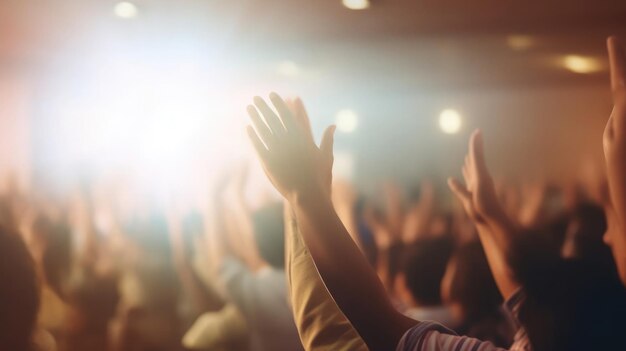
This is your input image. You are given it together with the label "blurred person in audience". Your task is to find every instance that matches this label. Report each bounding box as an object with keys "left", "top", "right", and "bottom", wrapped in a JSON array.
[
  {"left": 441, "top": 241, "right": 513, "bottom": 347},
  {"left": 115, "top": 212, "right": 181, "bottom": 351},
  {"left": 206, "top": 167, "right": 302, "bottom": 351},
  {"left": 394, "top": 238, "right": 454, "bottom": 325},
  {"left": 0, "top": 226, "right": 43, "bottom": 351},
  {"left": 167, "top": 203, "right": 251, "bottom": 351}
]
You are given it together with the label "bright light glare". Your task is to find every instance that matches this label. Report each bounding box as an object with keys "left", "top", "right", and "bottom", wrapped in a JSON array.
[
  {"left": 506, "top": 35, "right": 534, "bottom": 51},
  {"left": 114, "top": 2, "right": 138, "bottom": 19},
  {"left": 562, "top": 55, "right": 603, "bottom": 74},
  {"left": 41, "top": 44, "right": 252, "bottom": 203},
  {"left": 335, "top": 109, "right": 358, "bottom": 133},
  {"left": 439, "top": 109, "right": 462, "bottom": 134},
  {"left": 342, "top": 0, "right": 370, "bottom": 10},
  {"left": 277, "top": 60, "right": 300, "bottom": 77}
]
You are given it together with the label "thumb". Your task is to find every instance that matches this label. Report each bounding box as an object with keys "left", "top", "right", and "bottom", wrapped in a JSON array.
[
  {"left": 470, "top": 129, "right": 490, "bottom": 176},
  {"left": 320, "top": 125, "right": 336, "bottom": 161},
  {"left": 448, "top": 177, "right": 471, "bottom": 203}
]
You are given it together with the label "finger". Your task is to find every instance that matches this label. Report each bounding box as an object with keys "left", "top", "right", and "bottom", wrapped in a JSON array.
[
  {"left": 470, "top": 129, "right": 489, "bottom": 175},
  {"left": 294, "top": 97, "right": 314, "bottom": 141},
  {"left": 608, "top": 36, "right": 626, "bottom": 93},
  {"left": 246, "top": 125, "right": 270, "bottom": 161},
  {"left": 254, "top": 96, "right": 285, "bottom": 135},
  {"left": 269, "top": 92, "right": 298, "bottom": 132},
  {"left": 448, "top": 177, "right": 471, "bottom": 203},
  {"left": 320, "top": 125, "right": 336, "bottom": 160},
  {"left": 462, "top": 164, "right": 470, "bottom": 186},
  {"left": 247, "top": 105, "right": 274, "bottom": 146}
]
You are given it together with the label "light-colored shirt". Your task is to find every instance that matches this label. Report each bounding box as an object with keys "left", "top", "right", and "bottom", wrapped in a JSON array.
[
  {"left": 284, "top": 208, "right": 368, "bottom": 351},
  {"left": 396, "top": 289, "right": 531, "bottom": 351},
  {"left": 404, "top": 306, "right": 454, "bottom": 327},
  {"left": 220, "top": 257, "right": 303, "bottom": 351},
  {"left": 182, "top": 304, "right": 249, "bottom": 351}
]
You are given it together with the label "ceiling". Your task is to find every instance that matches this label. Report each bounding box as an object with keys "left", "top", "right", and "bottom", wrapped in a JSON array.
[{"left": 1, "top": 0, "right": 625, "bottom": 187}]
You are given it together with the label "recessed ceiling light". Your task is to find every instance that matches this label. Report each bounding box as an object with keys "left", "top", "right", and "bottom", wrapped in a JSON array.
[
  {"left": 439, "top": 109, "right": 462, "bottom": 134},
  {"left": 114, "top": 2, "right": 138, "bottom": 19},
  {"left": 562, "top": 55, "right": 603, "bottom": 74},
  {"left": 336, "top": 109, "right": 359, "bottom": 133},
  {"left": 506, "top": 35, "right": 534, "bottom": 51},
  {"left": 342, "top": 0, "right": 370, "bottom": 10},
  {"left": 277, "top": 61, "right": 300, "bottom": 77}
]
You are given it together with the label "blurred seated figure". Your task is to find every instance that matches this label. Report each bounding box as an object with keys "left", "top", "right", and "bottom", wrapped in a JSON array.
[
  {"left": 394, "top": 238, "right": 454, "bottom": 325},
  {"left": 0, "top": 226, "right": 41, "bottom": 351},
  {"left": 216, "top": 203, "right": 303, "bottom": 351},
  {"left": 441, "top": 241, "right": 514, "bottom": 347}
]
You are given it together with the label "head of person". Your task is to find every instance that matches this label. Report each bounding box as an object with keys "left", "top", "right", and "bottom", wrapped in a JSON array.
[
  {"left": 0, "top": 228, "right": 40, "bottom": 351},
  {"left": 441, "top": 241, "right": 502, "bottom": 328},
  {"left": 512, "top": 228, "right": 626, "bottom": 351},
  {"left": 66, "top": 270, "right": 120, "bottom": 334},
  {"left": 31, "top": 215, "right": 72, "bottom": 295},
  {"left": 252, "top": 202, "right": 285, "bottom": 269},
  {"left": 394, "top": 237, "right": 452, "bottom": 308},
  {"left": 562, "top": 203, "right": 615, "bottom": 270}
]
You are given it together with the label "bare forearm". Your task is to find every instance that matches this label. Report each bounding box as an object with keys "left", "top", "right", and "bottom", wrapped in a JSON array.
[
  {"left": 474, "top": 223, "right": 520, "bottom": 299},
  {"left": 291, "top": 189, "right": 415, "bottom": 351},
  {"left": 606, "top": 133, "right": 626, "bottom": 229}
]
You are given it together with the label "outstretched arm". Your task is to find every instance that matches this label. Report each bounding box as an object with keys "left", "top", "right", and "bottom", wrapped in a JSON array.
[
  {"left": 605, "top": 38, "right": 626, "bottom": 235},
  {"left": 247, "top": 93, "right": 416, "bottom": 351},
  {"left": 448, "top": 131, "right": 521, "bottom": 299},
  {"left": 603, "top": 36, "right": 626, "bottom": 284}
]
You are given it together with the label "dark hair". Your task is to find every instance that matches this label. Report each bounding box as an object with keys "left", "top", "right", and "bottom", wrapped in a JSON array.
[
  {"left": 0, "top": 228, "right": 40, "bottom": 351},
  {"left": 566, "top": 203, "right": 615, "bottom": 269},
  {"left": 449, "top": 241, "right": 502, "bottom": 321},
  {"left": 402, "top": 237, "right": 452, "bottom": 306},
  {"left": 448, "top": 241, "right": 511, "bottom": 347},
  {"left": 511, "top": 229, "right": 626, "bottom": 351},
  {"left": 33, "top": 215, "right": 72, "bottom": 297},
  {"left": 252, "top": 203, "right": 285, "bottom": 269},
  {"left": 68, "top": 269, "right": 120, "bottom": 331}
]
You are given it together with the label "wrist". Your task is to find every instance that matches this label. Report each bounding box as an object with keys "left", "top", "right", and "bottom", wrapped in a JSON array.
[{"left": 288, "top": 183, "right": 331, "bottom": 206}]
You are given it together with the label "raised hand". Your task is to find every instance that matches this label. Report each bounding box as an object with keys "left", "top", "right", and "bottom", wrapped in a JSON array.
[
  {"left": 602, "top": 36, "right": 626, "bottom": 285},
  {"left": 448, "top": 130, "right": 521, "bottom": 298},
  {"left": 247, "top": 93, "right": 336, "bottom": 200},
  {"left": 604, "top": 37, "right": 626, "bottom": 151},
  {"left": 448, "top": 130, "right": 503, "bottom": 223}
]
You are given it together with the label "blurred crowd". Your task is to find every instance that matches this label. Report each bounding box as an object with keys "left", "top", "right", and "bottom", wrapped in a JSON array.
[{"left": 2, "top": 37, "right": 626, "bottom": 351}]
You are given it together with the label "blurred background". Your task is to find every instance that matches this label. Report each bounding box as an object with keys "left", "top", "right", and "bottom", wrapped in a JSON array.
[{"left": 1, "top": 0, "right": 626, "bottom": 198}]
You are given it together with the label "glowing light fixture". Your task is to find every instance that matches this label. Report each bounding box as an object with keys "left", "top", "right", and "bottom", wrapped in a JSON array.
[
  {"left": 336, "top": 109, "right": 358, "bottom": 133},
  {"left": 439, "top": 109, "right": 462, "bottom": 134},
  {"left": 342, "top": 0, "right": 370, "bottom": 10},
  {"left": 562, "top": 55, "right": 603, "bottom": 74},
  {"left": 506, "top": 35, "right": 534, "bottom": 51},
  {"left": 277, "top": 60, "right": 300, "bottom": 77},
  {"left": 114, "top": 2, "right": 138, "bottom": 19}
]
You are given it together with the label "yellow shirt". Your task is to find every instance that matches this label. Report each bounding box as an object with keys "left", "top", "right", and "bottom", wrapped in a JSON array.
[{"left": 285, "top": 206, "right": 368, "bottom": 351}]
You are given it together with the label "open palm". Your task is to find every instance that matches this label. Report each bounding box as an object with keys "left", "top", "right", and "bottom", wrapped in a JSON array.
[
  {"left": 448, "top": 130, "right": 503, "bottom": 223},
  {"left": 246, "top": 93, "right": 336, "bottom": 200}
]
